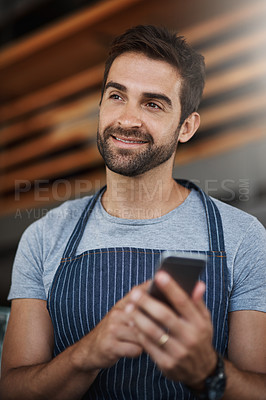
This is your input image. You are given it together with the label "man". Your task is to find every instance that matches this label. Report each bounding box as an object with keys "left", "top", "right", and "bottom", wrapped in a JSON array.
[{"left": 0, "top": 25, "right": 265, "bottom": 400}]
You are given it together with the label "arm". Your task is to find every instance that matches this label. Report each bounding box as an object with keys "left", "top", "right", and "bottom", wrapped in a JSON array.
[
  {"left": 126, "top": 272, "right": 266, "bottom": 399},
  {"left": 0, "top": 299, "right": 99, "bottom": 400},
  {"left": 0, "top": 294, "right": 143, "bottom": 400},
  {"left": 224, "top": 310, "right": 266, "bottom": 399}
]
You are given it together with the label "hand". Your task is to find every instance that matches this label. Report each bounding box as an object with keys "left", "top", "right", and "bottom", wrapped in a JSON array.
[
  {"left": 125, "top": 272, "right": 217, "bottom": 388},
  {"left": 82, "top": 282, "right": 150, "bottom": 371}
]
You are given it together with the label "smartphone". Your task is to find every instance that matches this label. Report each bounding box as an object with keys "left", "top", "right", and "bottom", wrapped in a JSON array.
[{"left": 149, "top": 252, "right": 207, "bottom": 307}]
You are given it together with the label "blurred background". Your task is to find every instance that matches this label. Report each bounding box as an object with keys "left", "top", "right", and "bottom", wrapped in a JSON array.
[{"left": 0, "top": 0, "right": 266, "bottom": 310}]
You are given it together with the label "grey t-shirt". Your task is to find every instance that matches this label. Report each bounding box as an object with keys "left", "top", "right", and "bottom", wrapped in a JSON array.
[{"left": 8, "top": 189, "right": 266, "bottom": 313}]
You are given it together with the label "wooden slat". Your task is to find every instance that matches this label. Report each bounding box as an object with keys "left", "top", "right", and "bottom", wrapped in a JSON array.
[
  {"left": 0, "top": 92, "right": 100, "bottom": 146},
  {"left": 0, "top": 118, "right": 98, "bottom": 170},
  {"left": 0, "top": 169, "right": 106, "bottom": 216},
  {"left": 0, "top": 64, "right": 103, "bottom": 124},
  {"left": 0, "top": 0, "right": 143, "bottom": 69},
  {"left": 200, "top": 90, "right": 266, "bottom": 130},
  {"left": 204, "top": 56, "right": 266, "bottom": 98},
  {"left": 175, "top": 121, "right": 266, "bottom": 165},
  {"left": 0, "top": 145, "right": 103, "bottom": 193},
  {"left": 183, "top": 0, "right": 266, "bottom": 44},
  {"left": 203, "top": 26, "right": 266, "bottom": 69}
]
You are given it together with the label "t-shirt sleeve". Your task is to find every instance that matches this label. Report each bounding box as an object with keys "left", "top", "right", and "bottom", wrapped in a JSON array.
[
  {"left": 8, "top": 219, "right": 46, "bottom": 301},
  {"left": 229, "top": 218, "right": 266, "bottom": 312}
]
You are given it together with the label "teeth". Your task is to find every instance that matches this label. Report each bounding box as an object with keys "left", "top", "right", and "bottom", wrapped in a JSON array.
[{"left": 115, "top": 137, "right": 145, "bottom": 144}]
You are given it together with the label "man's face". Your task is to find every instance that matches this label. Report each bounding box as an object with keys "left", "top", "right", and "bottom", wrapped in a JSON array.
[{"left": 97, "top": 52, "right": 183, "bottom": 177}]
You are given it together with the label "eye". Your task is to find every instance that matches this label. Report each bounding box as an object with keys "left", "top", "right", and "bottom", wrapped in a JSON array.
[
  {"left": 109, "top": 93, "right": 122, "bottom": 101},
  {"left": 146, "top": 102, "right": 162, "bottom": 110}
]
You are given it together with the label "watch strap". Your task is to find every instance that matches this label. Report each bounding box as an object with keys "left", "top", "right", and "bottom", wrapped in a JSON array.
[{"left": 191, "top": 353, "right": 226, "bottom": 400}]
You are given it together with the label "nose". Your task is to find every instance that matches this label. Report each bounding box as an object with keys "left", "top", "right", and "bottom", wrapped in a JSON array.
[{"left": 117, "top": 103, "right": 142, "bottom": 129}]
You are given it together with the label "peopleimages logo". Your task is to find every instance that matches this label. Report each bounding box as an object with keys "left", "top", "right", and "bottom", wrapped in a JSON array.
[
  {"left": 14, "top": 178, "right": 250, "bottom": 203},
  {"left": 198, "top": 178, "right": 250, "bottom": 202},
  {"left": 238, "top": 179, "right": 250, "bottom": 202},
  {"left": 14, "top": 179, "right": 103, "bottom": 201}
]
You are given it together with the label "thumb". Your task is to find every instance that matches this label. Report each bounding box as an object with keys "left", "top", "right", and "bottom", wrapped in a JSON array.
[{"left": 191, "top": 281, "right": 206, "bottom": 302}]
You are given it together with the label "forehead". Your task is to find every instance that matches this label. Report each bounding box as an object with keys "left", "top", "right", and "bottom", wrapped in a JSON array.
[{"left": 106, "top": 52, "right": 182, "bottom": 102}]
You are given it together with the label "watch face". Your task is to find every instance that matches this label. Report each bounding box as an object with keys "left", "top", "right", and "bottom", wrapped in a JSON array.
[
  {"left": 206, "top": 362, "right": 226, "bottom": 400},
  {"left": 209, "top": 386, "right": 225, "bottom": 400}
]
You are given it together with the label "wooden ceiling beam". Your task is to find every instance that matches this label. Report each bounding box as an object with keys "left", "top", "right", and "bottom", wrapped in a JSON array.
[
  {"left": 204, "top": 56, "right": 266, "bottom": 98},
  {"left": 0, "top": 145, "right": 103, "bottom": 194},
  {"left": 0, "top": 0, "right": 143, "bottom": 69},
  {"left": 0, "top": 65, "right": 103, "bottom": 124},
  {"left": 203, "top": 26, "right": 266, "bottom": 69},
  {"left": 0, "top": 118, "right": 98, "bottom": 170},
  {"left": 200, "top": 90, "right": 266, "bottom": 130},
  {"left": 0, "top": 169, "right": 106, "bottom": 216},
  {"left": 0, "top": 92, "right": 100, "bottom": 146},
  {"left": 175, "top": 121, "right": 266, "bottom": 166},
  {"left": 183, "top": 0, "right": 266, "bottom": 44}
]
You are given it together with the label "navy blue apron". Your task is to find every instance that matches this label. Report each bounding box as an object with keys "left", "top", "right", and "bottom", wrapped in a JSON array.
[{"left": 47, "top": 180, "right": 229, "bottom": 399}]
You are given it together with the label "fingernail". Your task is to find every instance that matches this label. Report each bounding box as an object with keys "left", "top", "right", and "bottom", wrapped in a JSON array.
[
  {"left": 125, "top": 303, "right": 134, "bottom": 313},
  {"left": 157, "top": 271, "right": 170, "bottom": 285},
  {"left": 130, "top": 289, "right": 142, "bottom": 302}
]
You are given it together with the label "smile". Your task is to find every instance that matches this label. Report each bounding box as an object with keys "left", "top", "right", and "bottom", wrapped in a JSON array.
[{"left": 112, "top": 135, "right": 148, "bottom": 144}]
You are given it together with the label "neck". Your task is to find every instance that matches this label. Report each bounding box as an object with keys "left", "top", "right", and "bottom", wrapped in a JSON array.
[{"left": 101, "top": 164, "right": 190, "bottom": 219}]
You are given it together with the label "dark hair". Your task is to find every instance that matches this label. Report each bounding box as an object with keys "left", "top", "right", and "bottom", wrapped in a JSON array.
[{"left": 100, "top": 25, "right": 205, "bottom": 125}]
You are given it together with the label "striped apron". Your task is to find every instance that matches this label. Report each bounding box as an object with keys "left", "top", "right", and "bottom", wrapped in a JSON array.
[{"left": 47, "top": 180, "right": 229, "bottom": 399}]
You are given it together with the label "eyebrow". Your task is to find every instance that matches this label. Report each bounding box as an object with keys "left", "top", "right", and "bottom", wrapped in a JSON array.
[
  {"left": 143, "top": 92, "right": 172, "bottom": 108},
  {"left": 105, "top": 81, "right": 127, "bottom": 93},
  {"left": 104, "top": 81, "right": 173, "bottom": 109}
]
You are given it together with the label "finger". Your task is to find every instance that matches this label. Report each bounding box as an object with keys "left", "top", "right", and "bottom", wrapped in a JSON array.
[
  {"left": 115, "top": 324, "right": 143, "bottom": 345},
  {"left": 116, "top": 280, "right": 151, "bottom": 310},
  {"left": 136, "top": 330, "right": 186, "bottom": 378},
  {"left": 128, "top": 305, "right": 168, "bottom": 345},
  {"left": 117, "top": 342, "right": 143, "bottom": 359},
  {"left": 138, "top": 280, "right": 152, "bottom": 291},
  {"left": 128, "top": 288, "right": 180, "bottom": 334},
  {"left": 154, "top": 272, "right": 203, "bottom": 321},
  {"left": 191, "top": 281, "right": 210, "bottom": 317},
  {"left": 191, "top": 281, "right": 206, "bottom": 302}
]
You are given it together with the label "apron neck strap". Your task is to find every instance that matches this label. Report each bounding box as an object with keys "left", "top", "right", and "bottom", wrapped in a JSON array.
[
  {"left": 177, "top": 179, "right": 225, "bottom": 252},
  {"left": 62, "top": 186, "right": 106, "bottom": 259}
]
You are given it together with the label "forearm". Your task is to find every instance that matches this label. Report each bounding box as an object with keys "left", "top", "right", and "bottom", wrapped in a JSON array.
[
  {"left": 223, "top": 359, "right": 266, "bottom": 400},
  {"left": 0, "top": 340, "right": 100, "bottom": 400}
]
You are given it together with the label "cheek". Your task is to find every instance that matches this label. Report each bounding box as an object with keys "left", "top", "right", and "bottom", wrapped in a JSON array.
[
  {"left": 149, "top": 120, "right": 178, "bottom": 142},
  {"left": 98, "top": 107, "right": 110, "bottom": 131},
  {"left": 99, "top": 104, "right": 119, "bottom": 128}
]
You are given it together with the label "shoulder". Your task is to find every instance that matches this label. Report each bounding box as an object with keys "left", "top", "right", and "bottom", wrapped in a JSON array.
[
  {"left": 189, "top": 189, "right": 265, "bottom": 254},
  {"left": 20, "top": 196, "right": 93, "bottom": 256},
  {"left": 189, "top": 188, "right": 264, "bottom": 232},
  {"left": 210, "top": 196, "right": 266, "bottom": 278},
  {"left": 210, "top": 195, "right": 265, "bottom": 239}
]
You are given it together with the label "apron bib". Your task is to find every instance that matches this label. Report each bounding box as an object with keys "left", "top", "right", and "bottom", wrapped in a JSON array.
[{"left": 47, "top": 180, "right": 229, "bottom": 399}]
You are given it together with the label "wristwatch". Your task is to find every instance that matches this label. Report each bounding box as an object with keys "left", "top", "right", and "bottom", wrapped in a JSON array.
[{"left": 193, "top": 354, "right": 227, "bottom": 400}]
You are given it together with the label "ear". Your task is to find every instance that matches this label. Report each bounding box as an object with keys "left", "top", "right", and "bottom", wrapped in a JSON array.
[{"left": 178, "top": 112, "right": 200, "bottom": 143}]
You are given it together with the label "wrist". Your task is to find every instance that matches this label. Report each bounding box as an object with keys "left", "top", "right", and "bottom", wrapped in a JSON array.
[
  {"left": 69, "top": 337, "right": 100, "bottom": 375},
  {"left": 189, "top": 353, "right": 227, "bottom": 400},
  {"left": 189, "top": 351, "right": 218, "bottom": 391}
]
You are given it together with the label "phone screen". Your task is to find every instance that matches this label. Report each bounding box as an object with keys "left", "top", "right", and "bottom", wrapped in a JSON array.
[{"left": 149, "top": 252, "right": 206, "bottom": 307}]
